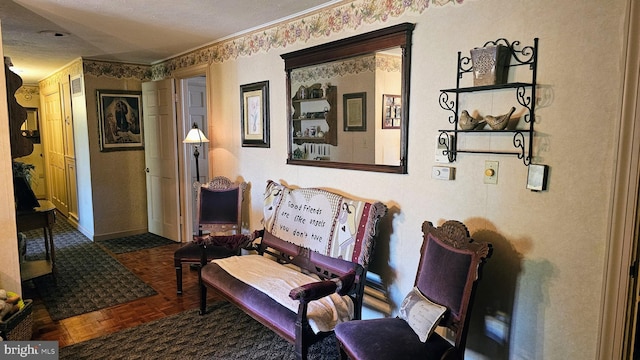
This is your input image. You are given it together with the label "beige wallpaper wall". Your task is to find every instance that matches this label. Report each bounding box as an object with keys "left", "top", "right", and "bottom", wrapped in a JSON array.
[
  {"left": 199, "top": 0, "right": 628, "bottom": 359},
  {"left": 82, "top": 76, "right": 148, "bottom": 239}
]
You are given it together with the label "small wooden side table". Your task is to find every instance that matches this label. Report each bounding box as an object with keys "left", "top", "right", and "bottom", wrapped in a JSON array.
[{"left": 17, "top": 200, "right": 57, "bottom": 283}]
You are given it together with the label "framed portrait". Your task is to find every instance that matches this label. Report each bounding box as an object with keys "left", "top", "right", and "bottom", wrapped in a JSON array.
[
  {"left": 240, "top": 81, "right": 270, "bottom": 148},
  {"left": 382, "top": 94, "right": 401, "bottom": 129},
  {"left": 343, "top": 92, "right": 366, "bottom": 131},
  {"left": 97, "top": 90, "right": 143, "bottom": 151}
]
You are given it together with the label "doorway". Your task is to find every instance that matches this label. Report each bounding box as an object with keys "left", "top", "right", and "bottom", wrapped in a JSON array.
[{"left": 175, "top": 66, "right": 210, "bottom": 242}]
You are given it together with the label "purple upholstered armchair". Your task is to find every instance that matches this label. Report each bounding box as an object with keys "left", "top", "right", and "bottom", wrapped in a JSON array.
[{"left": 335, "top": 220, "right": 491, "bottom": 360}]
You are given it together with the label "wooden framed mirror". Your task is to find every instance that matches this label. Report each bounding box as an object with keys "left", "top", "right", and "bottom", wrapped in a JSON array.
[
  {"left": 22, "top": 107, "right": 40, "bottom": 143},
  {"left": 281, "top": 23, "right": 414, "bottom": 173}
]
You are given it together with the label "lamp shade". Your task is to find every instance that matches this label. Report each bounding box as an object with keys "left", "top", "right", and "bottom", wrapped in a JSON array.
[{"left": 183, "top": 126, "right": 210, "bottom": 144}]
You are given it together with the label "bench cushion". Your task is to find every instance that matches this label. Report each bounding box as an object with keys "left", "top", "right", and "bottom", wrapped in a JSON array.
[
  {"left": 213, "top": 254, "right": 353, "bottom": 333},
  {"left": 200, "top": 262, "right": 299, "bottom": 339}
]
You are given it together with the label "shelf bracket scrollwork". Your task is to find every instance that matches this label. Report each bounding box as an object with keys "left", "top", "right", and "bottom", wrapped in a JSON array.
[
  {"left": 459, "top": 56, "right": 473, "bottom": 75},
  {"left": 483, "top": 38, "right": 512, "bottom": 49},
  {"left": 439, "top": 92, "right": 456, "bottom": 124},
  {"left": 439, "top": 131, "right": 455, "bottom": 162},
  {"left": 513, "top": 43, "right": 536, "bottom": 68},
  {"left": 516, "top": 85, "right": 532, "bottom": 108},
  {"left": 513, "top": 131, "right": 531, "bottom": 165}
]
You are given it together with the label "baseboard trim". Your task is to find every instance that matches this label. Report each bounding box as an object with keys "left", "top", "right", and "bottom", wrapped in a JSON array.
[{"left": 93, "top": 228, "right": 149, "bottom": 242}]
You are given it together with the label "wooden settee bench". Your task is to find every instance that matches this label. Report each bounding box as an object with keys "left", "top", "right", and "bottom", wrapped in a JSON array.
[{"left": 197, "top": 180, "right": 386, "bottom": 359}]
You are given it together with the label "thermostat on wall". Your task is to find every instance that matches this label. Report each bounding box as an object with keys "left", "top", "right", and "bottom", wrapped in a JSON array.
[
  {"left": 432, "top": 166, "right": 455, "bottom": 180},
  {"left": 527, "top": 164, "right": 548, "bottom": 191}
]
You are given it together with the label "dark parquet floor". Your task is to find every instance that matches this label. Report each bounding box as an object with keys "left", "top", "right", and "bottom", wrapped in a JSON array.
[{"left": 27, "top": 242, "right": 224, "bottom": 348}]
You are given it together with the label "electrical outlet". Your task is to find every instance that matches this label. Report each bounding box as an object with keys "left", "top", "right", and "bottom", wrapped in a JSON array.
[{"left": 484, "top": 161, "right": 499, "bottom": 184}]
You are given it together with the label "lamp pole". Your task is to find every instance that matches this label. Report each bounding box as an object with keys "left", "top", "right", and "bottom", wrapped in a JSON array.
[{"left": 193, "top": 144, "right": 201, "bottom": 183}]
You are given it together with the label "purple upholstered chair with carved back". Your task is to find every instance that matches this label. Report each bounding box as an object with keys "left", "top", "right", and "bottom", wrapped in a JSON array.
[
  {"left": 173, "top": 176, "right": 247, "bottom": 294},
  {"left": 334, "top": 220, "right": 491, "bottom": 360}
]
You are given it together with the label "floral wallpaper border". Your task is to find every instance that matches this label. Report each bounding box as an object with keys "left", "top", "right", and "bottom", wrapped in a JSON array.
[
  {"left": 152, "top": 0, "right": 463, "bottom": 80},
  {"left": 76, "top": 0, "right": 463, "bottom": 81},
  {"left": 83, "top": 60, "right": 152, "bottom": 81},
  {"left": 39, "top": 59, "right": 83, "bottom": 89},
  {"left": 291, "top": 53, "right": 401, "bottom": 84}
]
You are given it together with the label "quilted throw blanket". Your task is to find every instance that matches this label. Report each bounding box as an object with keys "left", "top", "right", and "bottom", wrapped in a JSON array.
[
  {"left": 262, "top": 180, "right": 386, "bottom": 267},
  {"left": 213, "top": 254, "right": 353, "bottom": 333}
]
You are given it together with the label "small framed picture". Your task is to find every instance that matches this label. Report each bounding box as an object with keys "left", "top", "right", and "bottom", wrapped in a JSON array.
[
  {"left": 382, "top": 94, "right": 401, "bottom": 129},
  {"left": 240, "top": 81, "right": 270, "bottom": 148},
  {"left": 97, "top": 90, "right": 143, "bottom": 151},
  {"left": 343, "top": 92, "right": 366, "bottom": 131}
]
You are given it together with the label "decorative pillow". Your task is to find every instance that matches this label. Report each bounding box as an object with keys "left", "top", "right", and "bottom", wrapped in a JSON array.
[{"left": 399, "top": 287, "right": 447, "bottom": 342}]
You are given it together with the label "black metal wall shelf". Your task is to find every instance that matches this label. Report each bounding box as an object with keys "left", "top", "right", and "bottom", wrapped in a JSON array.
[{"left": 438, "top": 38, "right": 538, "bottom": 165}]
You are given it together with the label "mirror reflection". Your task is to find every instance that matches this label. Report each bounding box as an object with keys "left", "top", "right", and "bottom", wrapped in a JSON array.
[
  {"left": 290, "top": 51, "right": 402, "bottom": 165},
  {"left": 282, "top": 23, "right": 414, "bottom": 174},
  {"left": 21, "top": 108, "right": 40, "bottom": 143}
]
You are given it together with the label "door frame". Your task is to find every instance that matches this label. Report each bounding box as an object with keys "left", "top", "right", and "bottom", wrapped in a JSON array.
[
  {"left": 599, "top": 0, "right": 640, "bottom": 358},
  {"left": 173, "top": 64, "right": 211, "bottom": 243}
]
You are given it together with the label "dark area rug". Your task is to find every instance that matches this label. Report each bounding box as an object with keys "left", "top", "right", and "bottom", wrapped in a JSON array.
[
  {"left": 60, "top": 302, "right": 338, "bottom": 360},
  {"left": 23, "top": 219, "right": 157, "bottom": 321},
  {"left": 97, "top": 233, "right": 175, "bottom": 254}
]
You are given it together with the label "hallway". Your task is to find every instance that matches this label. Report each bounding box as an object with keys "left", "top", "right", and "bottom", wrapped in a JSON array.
[{"left": 24, "top": 241, "right": 222, "bottom": 347}]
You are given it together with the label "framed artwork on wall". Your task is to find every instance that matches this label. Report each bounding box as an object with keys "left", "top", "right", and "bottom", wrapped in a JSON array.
[
  {"left": 343, "top": 92, "right": 366, "bottom": 131},
  {"left": 97, "top": 89, "right": 143, "bottom": 151},
  {"left": 382, "top": 94, "right": 401, "bottom": 129},
  {"left": 240, "top": 81, "right": 270, "bottom": 148}
]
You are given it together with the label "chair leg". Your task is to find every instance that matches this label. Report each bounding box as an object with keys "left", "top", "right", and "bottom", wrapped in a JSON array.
[
  {"left": 199, "top": 244, "right": 210, "bottom": 314},
  {"left": 175, "top": 264, "right": 183, "bottom": 295},
  {"left": 199, "top": 267, "right": 207, "bottom": 315}
]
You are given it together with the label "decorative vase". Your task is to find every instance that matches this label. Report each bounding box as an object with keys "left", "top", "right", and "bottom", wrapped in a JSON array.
[
  {"left": 297, "top": 85, "right": 307, "bottom": 99},
  {"left": 470, "top": 44, "right": 511, "bottom": 86}
]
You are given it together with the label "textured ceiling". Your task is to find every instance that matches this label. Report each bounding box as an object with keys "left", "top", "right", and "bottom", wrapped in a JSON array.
[{"left": 1, "top": 0, "right": 338, "bottom": 84}]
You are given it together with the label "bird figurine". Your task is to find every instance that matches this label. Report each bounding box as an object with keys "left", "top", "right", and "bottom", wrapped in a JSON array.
[
  {"left": 459, "top": 110, "right": 485, "bottom": 130},
  {"left": 485, "top": 106, "right": 516, "bottom": 130}
]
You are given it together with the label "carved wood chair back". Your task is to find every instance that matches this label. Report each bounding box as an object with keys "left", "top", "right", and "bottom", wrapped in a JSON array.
[{"left": 196, "top": 176, "right": 247, "bottom": 235}]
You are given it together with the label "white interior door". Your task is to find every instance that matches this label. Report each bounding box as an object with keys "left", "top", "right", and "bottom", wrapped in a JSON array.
[
  {"left": 182, "top": 76, "right": 208, "bottom": 235},
  {"left": 142, "top": 79, "right": 180, "bottom": 242}
]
